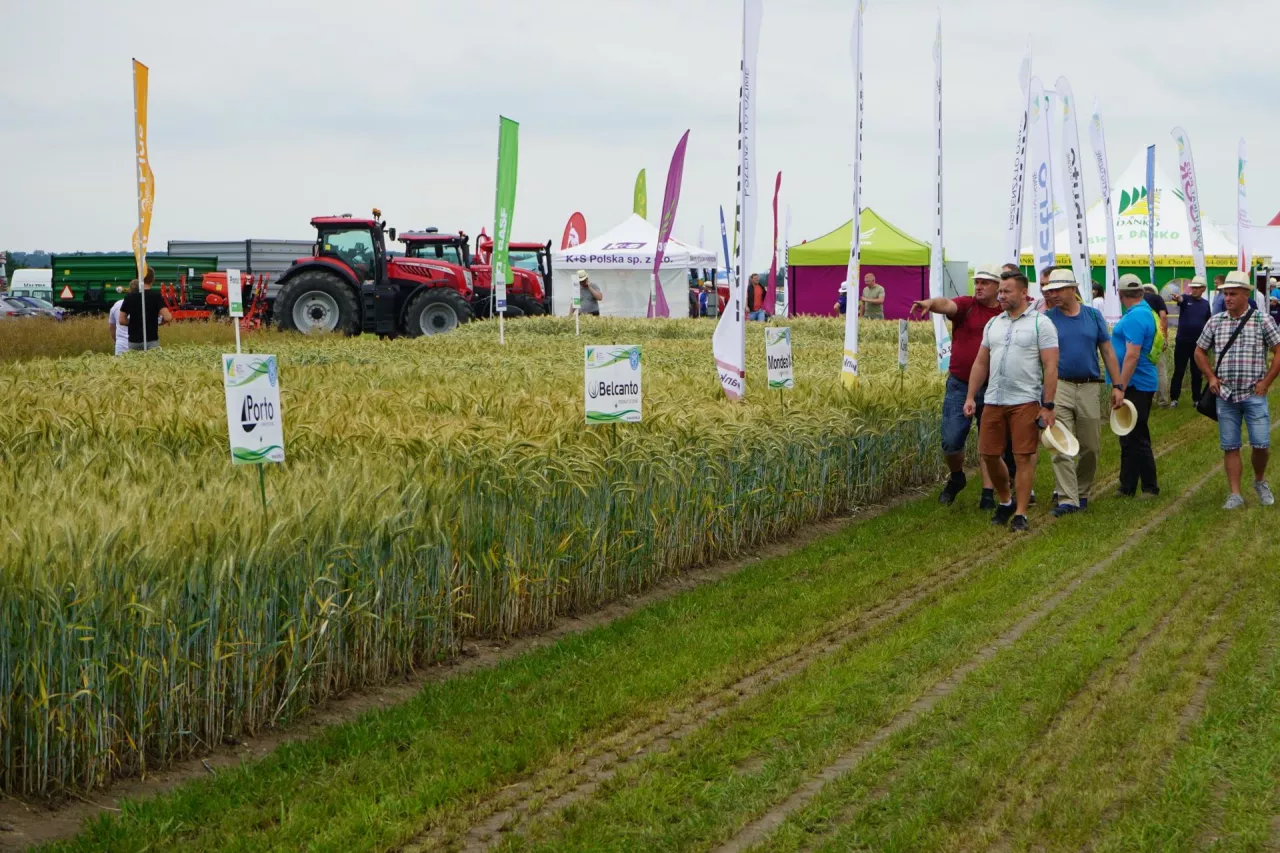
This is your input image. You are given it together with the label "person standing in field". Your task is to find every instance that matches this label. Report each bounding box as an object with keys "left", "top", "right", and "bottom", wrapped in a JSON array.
[
  {"left": 1042, "top": 269, "right": 1124, "bottom": 516},
  {"left": 860, "top": 273, "right": 885, "bottom": 320},
  {"left": 747, "top": 273, "right": 768, "bottom": 321},
  {"left": 1142, "top": 283, "right": 1172, "bottom": 407},
  {"left": 108, "top": 284, "right": 133, "bottom": 356},
  {"left": 964, "top": 270, "right": 1059, "bottom": 533},
  {"left": 1092, "top": 282, "right": 1106, "bottom": 315},
  {"left": 576, "top": 270, "right": 602, "bottom": 317},
  {"left": 1110, "top": 274, "right": 1160, "bottom": 497},
  {"left": 1212, "top": 274, "right": 1228, "bottom": 314},
  {"left": 1194, "top": 270, "right": 1280, "bottom": 510},
  {"left": 1170, "top": 275, "right": 1211, "bottom": 407},
  {"left": 911, "top": 263, "right": 1004, "bottom": 509},
  {"left": 118, "top": 274, "right": 173, "bottom": 352},
  {"left": 834, "top": 281, "right": 849, "bottom": 316}
]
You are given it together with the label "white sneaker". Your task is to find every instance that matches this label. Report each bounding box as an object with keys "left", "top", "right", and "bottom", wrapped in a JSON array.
[
  {"left": 1223, "top": 493, "right": 1246, "bottom": 510},
  {"left": 1255, "top": 481, "right": 1275, "bottom": 507}
]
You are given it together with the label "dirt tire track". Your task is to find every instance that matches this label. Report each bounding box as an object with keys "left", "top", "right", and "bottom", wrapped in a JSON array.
[
  {"left": 399, "top": 423, "right": 1211, "bottom": 853},
  {"left": 714, "top": 463, "right": 1223, "bottom": 853}
]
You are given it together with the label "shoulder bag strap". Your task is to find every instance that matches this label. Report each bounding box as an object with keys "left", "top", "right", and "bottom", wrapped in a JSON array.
[{"left": 1218, "top": 307, "right": 1256, "bottom": 364}]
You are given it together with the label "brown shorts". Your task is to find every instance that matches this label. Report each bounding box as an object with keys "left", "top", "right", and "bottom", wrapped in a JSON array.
[{"left": 978, "top": 402, "right": 1041, "bottom": 456}]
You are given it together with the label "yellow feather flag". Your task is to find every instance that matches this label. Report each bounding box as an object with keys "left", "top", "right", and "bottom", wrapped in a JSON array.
[{"left": 132, "top": 59, "right": 155, "bottom": 282}]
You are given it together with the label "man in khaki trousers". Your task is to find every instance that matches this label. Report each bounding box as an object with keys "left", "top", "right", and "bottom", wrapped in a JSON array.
[{"left": 1043, "top": 269, "right": 1124, "bottom": 516}]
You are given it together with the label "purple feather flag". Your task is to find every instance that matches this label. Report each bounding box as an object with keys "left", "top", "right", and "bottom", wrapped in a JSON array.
[{"left": 651, "top": 130, "right": 691, "bottom": 318}]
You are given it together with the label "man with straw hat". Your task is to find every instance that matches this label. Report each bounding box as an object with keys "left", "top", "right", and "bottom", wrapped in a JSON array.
[
  {"left": 1194, "top": 270, "right": 1280, "bottom": 510},
  {"left": 1042, "top": 269, "right": 1123, "bottom": 516},
  {"left": 963, "top": 270, "right": 1059, "bottom": 533},
  {"left": 1170, "top": 275, "right": 1212, "bottom": 407},
  {"left": 911, "top": 262, "right": 1003, "bottom": 508},
  {"left": 1110, "top": 274, "right": 1161, "bottom": 497}
]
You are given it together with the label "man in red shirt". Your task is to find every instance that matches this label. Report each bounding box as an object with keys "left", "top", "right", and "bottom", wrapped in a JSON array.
[{"left": 911, "top": 263, "right": 1004, "bottom": 507}]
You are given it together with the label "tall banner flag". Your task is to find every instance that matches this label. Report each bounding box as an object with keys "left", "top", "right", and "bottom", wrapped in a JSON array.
[
  {"left": 560, "top": 212, "right": 586, "bottom": 250},
  {"left": 1238, "top": 139, "right": 1260, "bottom": 310},
  {"left": 1171, "top": 127, "right": 1207, "bottom": 283},
  {"left": 1005, "top": 51, "right": 1032, "bottom": 266},
  {"left": 649, "top": 129, "right": 690, "bottom": 319},
  {"left": 778, "top": 204, "right": 792, "bottom": 317},
  {"left": 1047, "top": 92, "right": 1068, "bottom": 233},
  {"left": 840, "top": 0, "right": 867, "bottom": 388},
  {"left": 491, "top": 116, "right": 520, "bottom": 335},
  {"left": 928, "top": 18, "right": 951, "bottom": 373},
  {"left": 719, "top": 205, "right": 731, "bottom": 291},
  {"left": 766, "top": 171, "right": 782, "bottom": 313},
  {"left": 633, "top": 170, "right": 647, "bottom": 220},
  {"left": 1088, "top": 100, "right": 1121, "bottom": 325},
  {"left": 131, "top": 59, "right": 155, "bottom": 346},
  {"left": 1145, "top": 144, "right": 1157, "bottom": 287},
  {"left": 1028, "top": 76, "right": 1054, "bottom": 296},
  {"left": 1056, "top": 77, "right": 1090, "bottom": 291},
  {"left": 713, "top": 0, "right": 762, "bottom": 401}
]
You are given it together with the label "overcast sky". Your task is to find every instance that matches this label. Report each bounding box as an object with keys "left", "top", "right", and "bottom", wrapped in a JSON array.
[{"left": 3, "top": 0, "right": 1277, "bottom": 269}]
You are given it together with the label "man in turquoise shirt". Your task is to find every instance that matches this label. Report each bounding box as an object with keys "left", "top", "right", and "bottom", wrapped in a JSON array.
[{"left": 1110, "top": 274, "right": 1159, "bottom": 497}]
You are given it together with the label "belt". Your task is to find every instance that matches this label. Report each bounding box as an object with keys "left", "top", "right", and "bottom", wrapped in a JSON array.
[{"left": 1061, "top": 377, "right": 1102, "bottom": 384}]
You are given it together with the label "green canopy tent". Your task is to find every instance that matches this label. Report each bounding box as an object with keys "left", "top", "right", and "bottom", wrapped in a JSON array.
[{"left": 787, "top": 208, "right": 931, "bottom": 318}]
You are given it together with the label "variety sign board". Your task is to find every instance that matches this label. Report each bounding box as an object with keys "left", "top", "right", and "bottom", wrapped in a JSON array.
[
  {"left": 765, "top": 327, "right": 794, "bottom": 390},
  {"left": 223, "top": 354, "right": 285, "bottom": 464},
  {"left": 584, "top": 345, "right": 642, "bottom": 424}
]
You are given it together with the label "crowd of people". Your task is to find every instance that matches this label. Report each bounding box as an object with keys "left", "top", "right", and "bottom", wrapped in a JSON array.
[
  {"left": 914, "top": 264, "right": 1280, "bottom": 528},
  {"left": 106, "top": 269, "right": 173, "bottom": 354}
]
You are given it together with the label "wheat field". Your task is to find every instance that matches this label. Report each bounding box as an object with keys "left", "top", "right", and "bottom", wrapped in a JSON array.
[{"left": 0, "top": 315, "right": 952, "bottom": 797}]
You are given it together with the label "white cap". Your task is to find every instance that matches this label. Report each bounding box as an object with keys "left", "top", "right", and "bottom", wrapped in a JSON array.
[
  {"left": 1220, "top": 270, "right": 1253, "bottom": 290},
  {"left": 576, "top": 270, "right": 588, "bottom": 282},
  {"left": 974, "top": 264, "right": 1001, "bottom": 282}
]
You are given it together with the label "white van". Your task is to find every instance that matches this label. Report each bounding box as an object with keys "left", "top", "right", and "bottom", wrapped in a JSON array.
[{"left": 9, "top": 269, "right": 53, "bottom": 302}]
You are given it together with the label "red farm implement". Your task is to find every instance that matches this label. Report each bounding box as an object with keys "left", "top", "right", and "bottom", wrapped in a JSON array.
[{"left": 160, "top": 272, "right": 270, "bottom": 329}]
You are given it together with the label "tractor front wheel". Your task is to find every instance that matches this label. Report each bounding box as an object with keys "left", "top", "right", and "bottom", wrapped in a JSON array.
[
  {"left": 403, "top": 288, "right": 475, "bottom": 336},
  {"left": 276, "top": 270, "right": 360, "bottom": 335}
]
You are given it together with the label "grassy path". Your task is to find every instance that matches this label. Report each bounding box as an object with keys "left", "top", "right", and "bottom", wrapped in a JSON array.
[{"left": 19, "top": 406, "right": 1280, "bottom": 852}]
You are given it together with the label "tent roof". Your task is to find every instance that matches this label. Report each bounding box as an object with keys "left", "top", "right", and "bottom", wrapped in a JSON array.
[
  {"left": 1020, "top": 149, "right": 1237, "bottom": 267},
  {"left": 551, "top": 213, "right": 716, "bottom": 270},
  {"left": 788, "top": 208, "right": 930, "bottom": 267}
]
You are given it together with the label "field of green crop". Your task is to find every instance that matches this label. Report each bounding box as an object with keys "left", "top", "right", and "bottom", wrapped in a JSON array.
[
  {"left": 0, "top": 315, "right": 955, "bottom": 799},
  {"left": 14, "top": 398, "right": 1279, "bottom": 853}
]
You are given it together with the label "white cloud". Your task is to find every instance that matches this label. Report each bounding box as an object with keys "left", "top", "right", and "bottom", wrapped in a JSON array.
[{"left": 3, "top": 0, "right": 1278, "bottom": 269}]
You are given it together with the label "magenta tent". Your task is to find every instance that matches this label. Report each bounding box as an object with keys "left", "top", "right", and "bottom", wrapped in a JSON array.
[{"left": 786, "top": 208, "right": 932, "bottom": 319}]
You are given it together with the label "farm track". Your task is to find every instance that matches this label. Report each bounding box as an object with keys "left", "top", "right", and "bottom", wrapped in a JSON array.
[
  {"left": 404, "top": 420, "right": 1209, "bottom": 853},
  {"left": 713, "top": 461, "right": 1224, "bottom": 853}
]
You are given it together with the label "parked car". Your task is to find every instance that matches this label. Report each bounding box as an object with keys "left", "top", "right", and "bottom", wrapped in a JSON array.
[
  {"left": 0, "top": 296, "right": 36, "bottom": 318},
  {"left": 7, "top": 295, "right": 66, "bottom": 320}
]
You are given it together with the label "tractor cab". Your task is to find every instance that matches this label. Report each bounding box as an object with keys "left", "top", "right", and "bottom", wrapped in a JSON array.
[
  {"left": 399, "top": 229, "right": 472, "bottom": 268},
  {"left": 310, "top": 214, "right": 392, "bottom": 284}
]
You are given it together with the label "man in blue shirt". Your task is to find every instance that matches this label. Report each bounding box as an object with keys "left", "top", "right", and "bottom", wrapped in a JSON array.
[
  {"left": 1170, "top": 275, "right": 1211, "bottom": 406},
  {"left": 1110, "top": 274, "right": 1160, "bottom": 497},
  {"left": 1043, "top": 269, "right": 1124, "bottom": 516},
  {"left": 1212, "top": 274, "right": 1228, "bottom": 315}
]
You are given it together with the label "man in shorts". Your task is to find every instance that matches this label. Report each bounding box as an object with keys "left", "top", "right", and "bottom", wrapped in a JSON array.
[
  {"left": 1195, "top": 270, "right": 1280, "bottom": 509},
  {"left": 964, "top": 270, "right": 1059, "bottom": 532},
  {"left": 911, "top": 263, "right": 1003, "bottom": 508}
]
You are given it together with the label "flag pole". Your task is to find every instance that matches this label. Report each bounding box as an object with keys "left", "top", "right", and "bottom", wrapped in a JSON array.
[{"left": 132, "top": 58, "right": 148, "bottom": 351}]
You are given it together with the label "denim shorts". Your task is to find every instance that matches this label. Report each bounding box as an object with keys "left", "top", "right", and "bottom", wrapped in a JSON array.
[
  {"left": 941, "top": 375, "right": 983, "bottom": 454},
  {"left": 1217, "top": 395, "right": 1270, "bottom": 451}
]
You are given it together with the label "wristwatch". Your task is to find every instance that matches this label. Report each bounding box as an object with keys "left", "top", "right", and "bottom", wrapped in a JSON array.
[
  {"left": 1041, "top": 401, "right": 1055, "bottom": 410},
  {"left": 1113, "top": 383, "right": 1126, "bottom": 392}
]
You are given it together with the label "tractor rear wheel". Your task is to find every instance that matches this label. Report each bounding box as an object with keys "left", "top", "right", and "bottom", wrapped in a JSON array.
[
  {"left": 509, "top": 295, "right": 546, "bottom": 316},
  {"left": 403, "top": 288, "right": 475, "bottom": 336},
  {"left": 276, "top": 270, "right": 360, "bottom": 335}
]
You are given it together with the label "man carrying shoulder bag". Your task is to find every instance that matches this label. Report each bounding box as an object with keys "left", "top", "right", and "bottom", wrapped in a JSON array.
[{"left": 1194, "top": 270, "right": 1280, "bottom": 509}]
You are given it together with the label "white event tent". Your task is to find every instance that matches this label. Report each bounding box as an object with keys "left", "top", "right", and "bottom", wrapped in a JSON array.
[
  {"left": 1020, "top": 149, "right": 1237, "bottom": 268},
  {"left": 551, "top": 214, "right": 717, "bottom": 317}
]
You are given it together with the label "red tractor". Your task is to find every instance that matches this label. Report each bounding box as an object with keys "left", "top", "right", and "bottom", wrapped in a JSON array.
[
  {"left": 275, "top": 210, "right": 474, "bottom": 336},
  {"left": 398, "top": 229, "right": 548, "bottom": 318},
  {"left": 473, "top": 233, "right": 554, "bottom": 315}
]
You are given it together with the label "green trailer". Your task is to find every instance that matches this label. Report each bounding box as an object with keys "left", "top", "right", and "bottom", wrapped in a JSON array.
[{"left": 50, "top": 254, "right": 219, "bottom": 313}]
